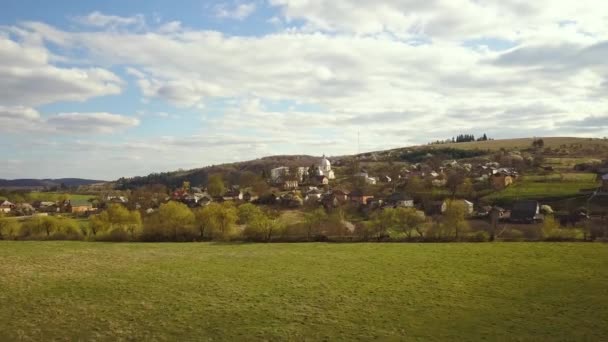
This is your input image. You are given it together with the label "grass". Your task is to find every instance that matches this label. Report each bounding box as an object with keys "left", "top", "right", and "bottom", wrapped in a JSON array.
[
  {"left": 483, "top": 173, "right": 599, "bottom": 203},
  {"left": 407, "top": 137, "right": 608, "bottom": 152},
  {"left": 26, "top": 192, "right": 97, "bottom": 202},
  {"left": 0, "top": 242, "right": 607, "bottom": 341}
]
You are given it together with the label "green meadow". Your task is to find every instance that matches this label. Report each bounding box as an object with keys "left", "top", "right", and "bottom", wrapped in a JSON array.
[
  {"left": 483, "top": 173, "right": 599, "bottom": 203},
  {"left": 1, "top": 242, "right": 607, "bottom": 341}
]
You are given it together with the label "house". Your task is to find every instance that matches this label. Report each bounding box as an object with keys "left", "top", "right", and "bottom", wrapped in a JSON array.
[
  {"left": 379, "top": 175, "right": 392, "bottom": 183},
  {"left": 67, "top": 199, "right": 94, "bottom": 214},
  {"left": 0, "top": 200, "right": 14, "bottom": 213},
  {"left": 440, "top": 200, "right": 474, "bottom": 215},
  {"left": 491, "top": 172, "right": 514, "bottom": 190},
  {"left": 321, "top": 194, "right": 340, "bottom": 209},
  {"left": 305, "top": 188, "right": 323, "bottom": 201},
  {"left": 365, "top": 177, "right": 377, "bottom": 185},
  {"left": 34, "top": 201, "right": 59, "bottom": 213},
  {"left": 349, "top": 190, "right": 374, "bottom": 205},
  {"left": 386, "top": 193, "right": 414, "bottom": 208},
  {"left": 242, "top": 192, "right": 257, "bottom": 202},
  {"left": 14, "top": 203, "right": 35, "bottom": 215},
  {"left": 283, "top": 180, "right": 299, "bottom": 190},
  {"left": 331, "top": 189, "right": 349, "bottom": 202},
  {"left": 223, "top": 189, "right": 243, "bottom": 201},
  {"left": 510, "top": 200, "right": 543, "bottom": 223},
  {"left": 602, "top": 174, "right": 608, "bottom": 192},
  {"left": 280, "top": 193, "right": 303, "bottom": 207},
  {"left": 270, "top": 166, "right": 290, "bottom": 183},
  {"left": 314, "top": 175, "right": 329, "bottom": 186}
]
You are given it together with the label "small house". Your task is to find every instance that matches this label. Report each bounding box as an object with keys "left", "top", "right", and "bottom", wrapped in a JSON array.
[
  {"left": 305, "top": 188, "right": 323, "bottom": 201},
  {"left": 440, "top": 200, "right": 474, "bottom": 215},
  {"left": 0, "top": 200, "right": 14, "bottom": 213},
  {"left": 223, "top": 189, "right": 243, "bottom": 201},
  {"left": 331, "top": 189, "right": 349, "bottom": 202},
  {"left": 510, "top": 200, "right": 543, "bottom": 223},
  {"left": 68, "top": 199, "right": 94, "bottom": 214},
  {"left": 491, "top": 172, "right": 514, "bottom": 190},
  {"left": 283, "top": 180, "right": 299, "bottom": 190},
  {"left": 386, "top": 193, "right": 414, "bottom": 208},
  {"left": 315, "top": 175, "right": 329, "bottom": 186},
  {"left": 602, "top": 174, "right": 608, "bottom": 192},
  {"left": 349, "top": 190, "right": 374, "bottom": 205}
]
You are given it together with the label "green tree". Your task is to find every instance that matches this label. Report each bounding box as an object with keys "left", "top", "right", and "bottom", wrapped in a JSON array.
[
  {"left": 369, "top": 208, "right": 396, "bottom": 240},
  {"left": 211, "top": 203, "right": 238, "bottom": 241},
  {"left": 442, "top": 200, "right": 470, "bottom": 240},
  {"left": 303, "top": 208, "right": 327, "bottom": 241},
  {"left": 207, "top": 174, "right": 225, "bottom": 197},
  {"left": 238, "top": 203, "right": 263, "bottom": 225},
  {"left": 394, "top": 208, "right": 426, "bottom": 239},
  {"left": 0, "top": 218, "right": 20, "bottom": 240},
  {"left": 145, "top": 201, "right": 195, "bottom": 241},
  {"left": 456, "top": 178, "right": 474, "bottom": 199},
  {"left": 243, "top": 212, "right": 284, "bottom": 242},
  {"left": 92, "top": 204, "right": 142, "bottom": 240}
]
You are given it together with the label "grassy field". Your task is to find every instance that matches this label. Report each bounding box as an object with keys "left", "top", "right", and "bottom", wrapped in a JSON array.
[
  {"left": 1, "top": 242, "right": 607, "bottom": 341},
  {"left": 483, "top": 173, "right": 599, "bottom": 203},
  {"left": 419, "top": 137, "right": 608, "bottom": 151}
]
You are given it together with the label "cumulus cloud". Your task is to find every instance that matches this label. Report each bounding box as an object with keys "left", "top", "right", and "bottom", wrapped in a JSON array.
[
  {"left": 0, "top": 107, "right": 139, "bottom": 134},
  {"left": 73, "top": 11, "right": 145, "bottom": 29},
  {"left": 0, "top": 35, "right": 123, "bottom": 107},
  {"left": 216, "top": 3, "right": 256, "bottom": 20},
  {"left": 2, "top": 3, "right": 608, "bottom": 178}
]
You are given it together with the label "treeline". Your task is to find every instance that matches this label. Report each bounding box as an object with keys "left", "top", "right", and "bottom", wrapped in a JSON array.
[
  {"left": 400, "top": 148, "right": 487, "bottom": 163},
  {"left": 430, "top": 133, "right": 491, "bottom": 145},
  {"left": 0, "top": 201, "right": 595, "bottom": 243}
]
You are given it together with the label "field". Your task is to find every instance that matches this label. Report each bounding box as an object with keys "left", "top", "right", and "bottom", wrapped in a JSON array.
[
  {"left": 1, "top": 242, "right": 607, "bottom": 341},
  {"left": 417, "top": 137, "right": 608, "bottom": 152},
  {"left": 483, "top": 172, "right": 599, "bottom": 203}
]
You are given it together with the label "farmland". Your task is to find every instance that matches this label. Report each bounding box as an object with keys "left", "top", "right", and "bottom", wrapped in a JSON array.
[
  {"left": 483, "top": 172, "right": 600, "bottom": 204},
  {"left": 1, "top": 242, "right": 607, "bottom": 341}
]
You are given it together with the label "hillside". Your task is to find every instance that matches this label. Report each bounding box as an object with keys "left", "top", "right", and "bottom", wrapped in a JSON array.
[
  {"left": 0, "top": 178, "right": 105, "bottom": 189},
  {"left": 116, "top": 137, "right": 608, "bottom": 189}
]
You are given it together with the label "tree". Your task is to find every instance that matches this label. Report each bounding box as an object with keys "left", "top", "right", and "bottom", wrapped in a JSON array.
[
  {"left": 405, "top": 176, "right": 425, "bottom": 199},
  {"left": 394, "top": 208, "right": 426, "bottom": 239},
  {"left": 243, "top": 211, "right": 284, "bottom": 242},
  {"left": 369, "top": 208, "right": 397, "bottom": 241},
  {"left": 303, "top": 208, "right": 327, "bottom": 241},
  {"left": 456, "top": 178, "right": 474, "bottom": 199},
  {"left": 442, "top": 200, "right": 470, "bottom": 240},
  {"left": 238, "top": 203, "right": 263, "bottom": 225},
  {"left": 446, "top": 171, "right": 465, "bottom": 198},
  {"left": 91, "top": 204, "right": 142, "bottom": 240},
  {"left": 0, "top": 218, "right": 20, "bottom": 240},
  {"left": 207, "top": 174, "right": 225, "bottom": 197},
  {"left": 211, "top": 203, "right": 238, "bottom": 241},
  {"left": 151, "top": 201, "right": 195, "bottom": 241}
]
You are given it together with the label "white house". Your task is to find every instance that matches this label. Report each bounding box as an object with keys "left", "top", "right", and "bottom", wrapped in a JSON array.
[
  {"left": 0, "top": 200, "right": 14, "bottom": 213},
  {"left": 441, "top": 200, "right": 474, "bottom": 215}
]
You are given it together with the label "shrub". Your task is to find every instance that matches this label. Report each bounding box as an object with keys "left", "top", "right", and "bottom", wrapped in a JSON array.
[{"left": 468, "top": 231, "right": 489, "bottom": 242}]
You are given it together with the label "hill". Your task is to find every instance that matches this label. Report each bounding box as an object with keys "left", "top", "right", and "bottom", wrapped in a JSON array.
[
  {"left": 116, "top": 137, "right": 608, "bottom": 190},
  {"left": 0, "top": 178, "right": 105, "bottom": 190}
]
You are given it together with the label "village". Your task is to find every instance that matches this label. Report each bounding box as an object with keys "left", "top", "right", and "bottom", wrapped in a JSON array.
[{"left": 2, "top": 139, "right": 608, "bottom": 242}]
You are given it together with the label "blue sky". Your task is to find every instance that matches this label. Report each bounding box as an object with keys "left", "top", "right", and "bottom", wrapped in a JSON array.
[{"left": 1, "top": 0, "right": 607, "bottom": 179}]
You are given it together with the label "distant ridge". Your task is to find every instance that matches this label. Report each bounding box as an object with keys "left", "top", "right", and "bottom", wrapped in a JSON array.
[{"left": 0, "top": 178, "right": 105, "bottom": 189}]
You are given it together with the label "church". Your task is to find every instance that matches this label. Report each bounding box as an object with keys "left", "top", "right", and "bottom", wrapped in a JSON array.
[{"left": 315, "top": 155, "right": 335, "bottom": 180}]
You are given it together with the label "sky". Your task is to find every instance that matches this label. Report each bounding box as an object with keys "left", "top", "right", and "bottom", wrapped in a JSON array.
[{"left": 1, "top": 0, "right": 607, "bottom": 180}]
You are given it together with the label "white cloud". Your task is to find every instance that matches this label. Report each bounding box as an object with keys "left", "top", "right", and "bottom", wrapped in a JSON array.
[
  {"left": 73, "top": 11, "right": 145, "bottom": 29},
  {"left": 216, "top": 3, "right": 256, "bottom": 20},
  {"left": 0, "top": 107, "right": 139, "bottom": 134},
  {"left": 2, "top": 4, "right": 608, "bottom": 178},
  {"left": 0, "top": 34, "right": 123, "bottom": 107}
]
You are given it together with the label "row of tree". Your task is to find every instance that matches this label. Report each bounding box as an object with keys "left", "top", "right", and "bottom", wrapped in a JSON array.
[{"left": 0, "top": 200, "right": 592, "bottom": 242}]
